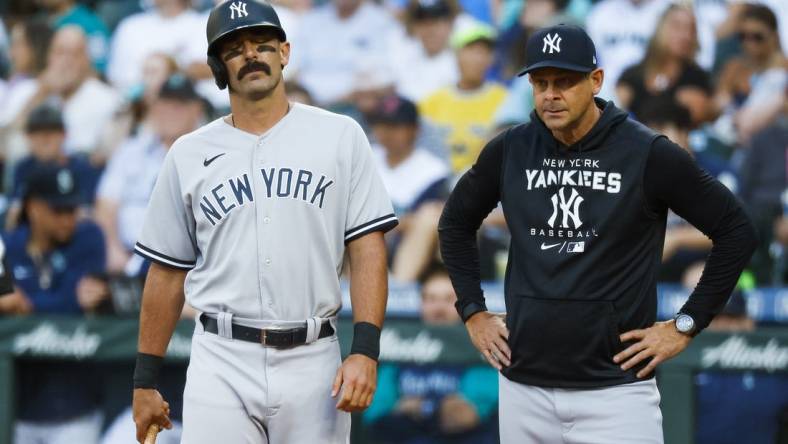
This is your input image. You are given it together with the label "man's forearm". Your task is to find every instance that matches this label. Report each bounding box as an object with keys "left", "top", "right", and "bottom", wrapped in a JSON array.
[
  {"left": 347, "top": 232, "right": 388, "bottom": 327},
  {"left": 438, "top": 195, "right": 487, "bottom": 319},
  {"left": 138, "top": 263, "right": 188, "bottom": 356},
  {"left": 681, "top": 206, "right": 758, "bottom": 330}
]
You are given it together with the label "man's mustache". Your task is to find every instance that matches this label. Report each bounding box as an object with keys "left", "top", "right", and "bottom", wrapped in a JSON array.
[{"left": 237, "top": 61, "right": 271, "bottom": 80}]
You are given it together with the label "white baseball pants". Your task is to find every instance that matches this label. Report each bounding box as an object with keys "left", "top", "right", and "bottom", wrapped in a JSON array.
[{"left": 499, "top": 374, "right": 663, "bottom": 444}]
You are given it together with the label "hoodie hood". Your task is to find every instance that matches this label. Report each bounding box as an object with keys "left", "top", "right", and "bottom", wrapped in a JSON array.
[{"left": 530, "top": 97, "right": 629, "bottom": 154}]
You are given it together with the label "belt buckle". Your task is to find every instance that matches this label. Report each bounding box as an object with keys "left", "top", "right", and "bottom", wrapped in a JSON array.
[{"left": 260, "top": 325, "right": 285, "bottom": 346}]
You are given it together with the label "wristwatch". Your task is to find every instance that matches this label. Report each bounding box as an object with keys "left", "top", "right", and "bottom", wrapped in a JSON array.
[{"left": 674, "top": 313, "right": 697, "bottom": 336}]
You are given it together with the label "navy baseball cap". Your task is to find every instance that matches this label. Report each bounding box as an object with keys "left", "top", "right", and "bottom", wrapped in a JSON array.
[
  {"left": 367, "top": 95, "right": 419, "bottom": 126},
  {"left": 24, "top": 164, "right": 82, "bottom": 209},
  {"left": 517, "top": 24, "right": 597, "bottom": 76},
  {"left": 409, "top": 0, "right": 454, "bottom": 20},
  {"left": 158, "top": 74, "right": 201, "bottom": 102},
  {"left": 26, "top": 103, "right": 65, "bottom": 133}
]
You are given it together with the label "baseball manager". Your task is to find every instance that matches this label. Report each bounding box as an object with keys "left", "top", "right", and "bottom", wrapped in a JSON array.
[
  {"left": 438, "top": 24, "right": 758, "bottom": 443},
  {"left": 131, "top": 1, "right": 398, "bottom": 443}
]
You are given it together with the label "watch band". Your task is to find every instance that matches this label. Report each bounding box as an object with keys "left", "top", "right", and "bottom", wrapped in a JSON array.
[{"left": 458, "top": 301, "right": 487, "bottom": 323}]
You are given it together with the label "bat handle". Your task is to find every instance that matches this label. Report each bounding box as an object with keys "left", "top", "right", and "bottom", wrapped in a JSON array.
[{"left": 144, "top": 424, "right": 160, "bottom": 444}]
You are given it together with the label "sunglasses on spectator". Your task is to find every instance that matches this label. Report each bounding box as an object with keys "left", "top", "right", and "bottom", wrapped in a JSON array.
[{"left": 738, "top": 31, "right": 767, "bottom": 43}]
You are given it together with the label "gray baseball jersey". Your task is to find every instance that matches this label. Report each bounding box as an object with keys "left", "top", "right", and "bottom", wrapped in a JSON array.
[{"left": 134, "top": 103, "right": 398, "bottom": 321}]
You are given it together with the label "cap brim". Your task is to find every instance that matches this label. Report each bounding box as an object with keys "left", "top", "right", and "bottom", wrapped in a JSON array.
[
  {"left": 517, "top": 61, "right": 595, "bottom": 77},
  {"left": 208, "top": 23, "right": 287, "bottom": 53},
  {"left": 45, "top": 195, "right": 82, "bottom": 209}
]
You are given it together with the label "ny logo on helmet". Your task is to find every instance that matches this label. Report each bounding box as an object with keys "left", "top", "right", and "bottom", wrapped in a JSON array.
[
  {"left": 548, "top": 187, "right": 583, "bottom": 229},
  {"left": 230, "top": 1, "right": 248, "bottom": 19},
  {"left": 543, "top": 33, "right": 561, "bottom": 54}
]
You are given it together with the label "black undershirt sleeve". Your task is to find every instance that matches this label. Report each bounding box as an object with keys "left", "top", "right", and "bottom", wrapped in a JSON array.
[
  {"left": 643, "top": 137, "right": 758, "bottom": 331},
  {"left": 438, "top": 131, "right": 506, "bottom": 320}
]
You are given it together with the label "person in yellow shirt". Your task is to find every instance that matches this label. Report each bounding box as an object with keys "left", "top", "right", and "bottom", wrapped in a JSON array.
[{"left": 419, "top": 23, "right": 508, "bottom": 175}]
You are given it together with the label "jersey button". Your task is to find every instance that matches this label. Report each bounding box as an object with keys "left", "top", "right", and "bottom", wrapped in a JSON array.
[
  {"left": 265, "top": 258, "right": 271, "bottom": 265},
  {"left": 263, "top": 217, "right": 270, "bottom": 224}
]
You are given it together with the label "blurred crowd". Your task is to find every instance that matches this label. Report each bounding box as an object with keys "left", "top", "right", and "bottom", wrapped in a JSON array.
[{"left": 0, "top": 0, "right": 785, "bottom": 442}]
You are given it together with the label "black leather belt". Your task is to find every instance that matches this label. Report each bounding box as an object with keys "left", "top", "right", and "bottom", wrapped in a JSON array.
[{"left": 199, "top": 314, "right": 334, "bottom": 347}]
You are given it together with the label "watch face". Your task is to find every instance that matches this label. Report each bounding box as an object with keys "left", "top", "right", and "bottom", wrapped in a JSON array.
[{"left": 676, "top": 314, "right": 694, "bottom": 333}]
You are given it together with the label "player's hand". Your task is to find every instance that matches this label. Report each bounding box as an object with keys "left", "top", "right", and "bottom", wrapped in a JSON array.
[
  {"left": 465, "top": 311, "right": 510, "bottom": 370},
  {"left": 613, "top": 320, "right": 692, "bottom": 378},
  {"left": 133, "top": 388, "right": 172, "bottom": 443},
  {"left": 332, "top": 353, "right": 377, "bottom": 413}
]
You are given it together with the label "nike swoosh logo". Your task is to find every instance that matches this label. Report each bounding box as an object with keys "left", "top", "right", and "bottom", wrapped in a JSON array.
[
  {"left": 540, "top": 242, "right": 561, "bottom": 250},
  {"left": 203, "top": 153, "right": 226, "bottom": 167}
]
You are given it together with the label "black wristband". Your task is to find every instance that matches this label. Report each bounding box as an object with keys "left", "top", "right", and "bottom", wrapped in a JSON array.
[
  {"left": 350, "top": 322, "right": 381, "bottom": 361},
  {"left": 133, "top": 353, "right": 164, "bottom": 389}
]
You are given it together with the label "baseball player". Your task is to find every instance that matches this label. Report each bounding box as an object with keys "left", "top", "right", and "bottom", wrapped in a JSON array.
[
  {"left": 438, "top": 24, "right": 758, "bottom": 443},
  {"left": 131, "top": 1, "right": 398, "bottom": 443}
]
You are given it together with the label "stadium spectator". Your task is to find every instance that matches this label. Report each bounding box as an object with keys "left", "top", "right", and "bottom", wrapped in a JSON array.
[
  {"left": 95, "top": 75, "right": 205, "bottom": 277},
  {"left": 99, "top": 52, "right": 179, "bottom": 158},
  {"left": 331, "top": 62, "right": 400, "bottom": 138},
  {"left": 367, "top": 95, "right": 449, "bottom": 282},
  {"left": 390, "top": 0, "right": 459, "bottom": 102},
  {"left": 738, "top": 100, "right": 787, "bottom": 285},
  {"left": 289, "top": 0, "right": 401, "bottom": 105},
  {"left": 714, "top": 3, "right": 786, "bottom": 145},
  {"left": 1, "top": 163, "right": 108, "bottom": 444},
  {"left": 36, "top": 0, "right": 110, "bottom": 73},
  {"left": 7, "top": 26, "right": 120, "bottom": 165},
  {"left": 616, "top": 4, "right": 714, "bottom": 126},
  {"left": 585, "top": 0, "right": 669, "bottom": 101},
  {"left": 5, "top": 104, "right": 96, "bottom": 231},
  {"left": 0, "top": 19, "right": 52, "bottom": 126},
  {"left": 419, "top": 22, "right": 507, "bottom": 175},
  {"left": 106, "top": 0, "right": 204, "bottom": 96},
  {"left": 364, "top": 264, "right": 498, "bottom": 443},
  {"left": 0, "top": 19, "right": 52, "bottom": 173}
]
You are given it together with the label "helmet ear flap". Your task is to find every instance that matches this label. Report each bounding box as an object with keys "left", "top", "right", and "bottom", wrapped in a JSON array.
[{"left": 207, "top": 54, "right": 228, "bottom": 90}]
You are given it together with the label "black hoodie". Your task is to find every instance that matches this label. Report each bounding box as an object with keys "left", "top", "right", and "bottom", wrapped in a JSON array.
[{"left": 438, "top": 98, "right": 758, "bottom": 388}]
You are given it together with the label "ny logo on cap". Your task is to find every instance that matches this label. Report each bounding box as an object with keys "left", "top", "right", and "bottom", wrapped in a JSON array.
[
  {"left": 229, "top": 1, "right": 248, "bottom": 20},
  {"left": 543, "top": 33, "right": 562, "bottom": 54}
]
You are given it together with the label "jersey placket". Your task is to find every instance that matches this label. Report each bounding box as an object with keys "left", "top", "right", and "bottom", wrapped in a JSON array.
[{"left": 251, "top": 133, "right": 276, "bottom": 318}]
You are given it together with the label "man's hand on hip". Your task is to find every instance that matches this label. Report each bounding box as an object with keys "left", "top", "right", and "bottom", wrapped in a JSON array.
[
  {"left": 333, "top": 354, "right": 377, "bottom": 413},
  {"left": 466, "top": 311, "right": 511, "bottom": 370},
  {"left": 614, "top": 320, "right": 692, "bottom": 378}
]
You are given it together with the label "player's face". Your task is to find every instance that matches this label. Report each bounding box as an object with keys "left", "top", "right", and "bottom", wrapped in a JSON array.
[
  {"left": 421, "top": 275, "right": 460, "bottom": 325},
  {"left": 220, "top": 29, "right": 290, "bottom": 101},
  {"left": 529, "top": 67, "right": 602, "bottom": 132}
]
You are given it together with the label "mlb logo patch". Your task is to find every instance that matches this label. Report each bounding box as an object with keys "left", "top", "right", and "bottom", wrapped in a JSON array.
[{"left": 567, "top": 242, "right": 585, "bottom": 253}]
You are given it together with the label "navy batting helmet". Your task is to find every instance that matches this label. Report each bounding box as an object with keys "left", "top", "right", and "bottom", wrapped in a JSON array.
[{"left": 206, "top": 0, "right": 287, "bottom": 90}]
